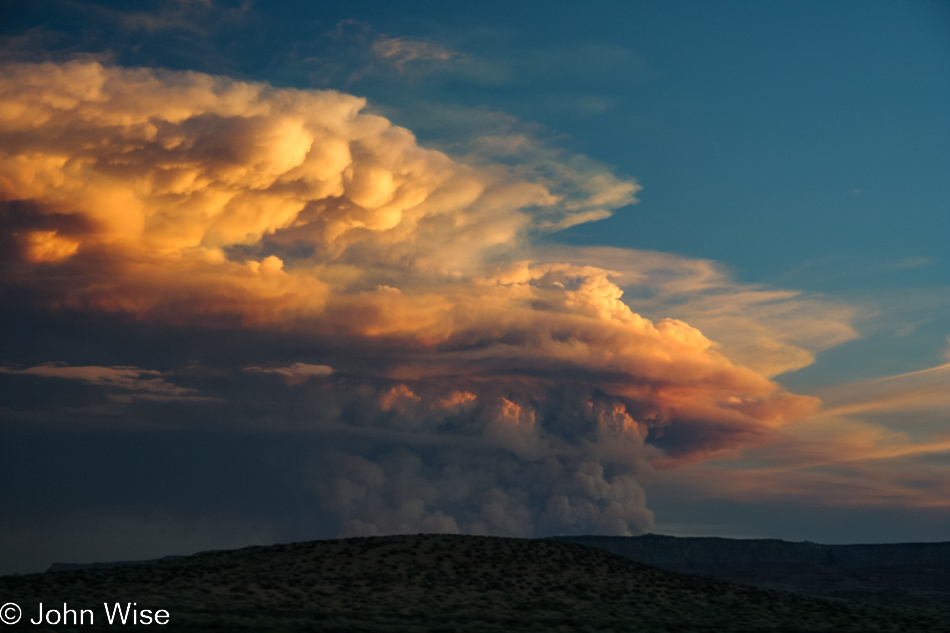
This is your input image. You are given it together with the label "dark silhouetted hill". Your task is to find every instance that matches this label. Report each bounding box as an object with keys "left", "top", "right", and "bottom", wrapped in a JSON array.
[
  {"left": 551, "top": 534, "right": 950, "bottom": 607},
  {"left": 3, "top": 534, "right": 949, "bottom": 632}
]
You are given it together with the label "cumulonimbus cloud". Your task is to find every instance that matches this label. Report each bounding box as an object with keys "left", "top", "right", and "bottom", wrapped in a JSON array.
[{"left": 0, "top": 60, "right": 825, "bottom": 537}]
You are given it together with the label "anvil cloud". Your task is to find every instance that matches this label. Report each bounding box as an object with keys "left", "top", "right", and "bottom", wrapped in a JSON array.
[{"left": 1, "top": 60, "right": 821, "bottom": 538}]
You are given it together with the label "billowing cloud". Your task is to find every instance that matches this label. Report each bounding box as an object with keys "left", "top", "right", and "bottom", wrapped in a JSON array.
[
  {"left": 551, "top": 246, "right": 859, "bottom": 378},
  {"left": 311, "top": 447, "right": 653, "bottom": 538},
  {"left": 0, "top": 60, "right": 823, "bottom": 537}
]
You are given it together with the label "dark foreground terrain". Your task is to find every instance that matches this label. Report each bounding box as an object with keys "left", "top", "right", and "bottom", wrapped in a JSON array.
[
  {"left": 2, "top": 535, "right": 949, "bottom": 632},
  {"left": 554, "top": 534, "right": 950, "bottom": 607}
]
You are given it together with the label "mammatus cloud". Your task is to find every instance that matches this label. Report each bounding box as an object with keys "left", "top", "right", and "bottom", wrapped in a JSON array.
[{"left": 0, "top": 60, "right": 823, "bottom": 537}]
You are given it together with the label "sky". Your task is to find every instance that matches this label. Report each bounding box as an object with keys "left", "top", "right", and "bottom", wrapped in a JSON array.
[{"left": 0, "top": 0, "right": 948, "bottom": 574}]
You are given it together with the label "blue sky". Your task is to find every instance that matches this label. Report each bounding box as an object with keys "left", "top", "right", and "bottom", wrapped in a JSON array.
[{"left": 1, "top": 0, "right": 948, "bottom": 572}]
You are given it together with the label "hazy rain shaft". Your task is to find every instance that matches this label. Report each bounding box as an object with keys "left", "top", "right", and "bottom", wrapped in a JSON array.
[{"left": 0, "top": 60, "right": 820, "bottom": 537}]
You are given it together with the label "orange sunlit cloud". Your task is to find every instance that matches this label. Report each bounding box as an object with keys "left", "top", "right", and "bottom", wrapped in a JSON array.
[
  {"left": 0, "top": 59, "right": 846, "bottom": 536},
  {"left": 0, "top": 60, "right": 819, "bottom": 455},
  {"left": 652, "top": 353, "right": 950, "bottom": 511}
]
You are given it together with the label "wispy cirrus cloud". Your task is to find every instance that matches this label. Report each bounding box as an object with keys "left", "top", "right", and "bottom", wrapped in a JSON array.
[
  {"left": 650, "top": 346, "right": 950, "bottom": 521},
  {"left": 80, "top": 0, "right": 251, "bottom": 36},
  {"left": 371, "top": 36, "right": 466, "bottom": 71},
  {"left": 243, "top": 362, "right": 334, "bottom": 385},
  {"left": 0, "top": 362, "right": 199, "bottom": 401}
]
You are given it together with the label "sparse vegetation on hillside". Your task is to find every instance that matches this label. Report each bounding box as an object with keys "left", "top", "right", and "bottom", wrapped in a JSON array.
[{"left": 2, "top": 535, "right": 949, "bottom": 632}]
